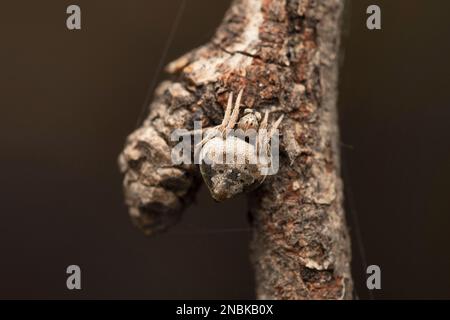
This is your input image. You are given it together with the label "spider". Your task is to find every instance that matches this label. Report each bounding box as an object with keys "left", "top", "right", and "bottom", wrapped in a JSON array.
[
  {"left": 194, "top": 88, "right": 283, "bottom": 201},
  {"left": 197, "top": 89, "right": 282, "bottom": 142}
]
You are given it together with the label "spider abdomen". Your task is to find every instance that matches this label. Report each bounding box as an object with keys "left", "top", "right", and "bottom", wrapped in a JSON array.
[{"left": 199, "top": 136, "right": 264, "bottom": 201}]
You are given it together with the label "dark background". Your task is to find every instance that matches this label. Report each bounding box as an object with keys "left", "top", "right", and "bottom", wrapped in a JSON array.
[{"left": 0, "top": 0, "right": 449, "bottom": 299}]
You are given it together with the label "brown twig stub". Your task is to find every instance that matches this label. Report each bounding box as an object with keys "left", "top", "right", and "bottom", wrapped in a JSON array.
[{"left": 119, "top": 0, "right": 352, "bottom": 299}]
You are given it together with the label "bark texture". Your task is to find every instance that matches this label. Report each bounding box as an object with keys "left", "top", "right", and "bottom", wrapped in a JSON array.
[{"left": 119, "top": 0, "right": 352, "bottom": 299}]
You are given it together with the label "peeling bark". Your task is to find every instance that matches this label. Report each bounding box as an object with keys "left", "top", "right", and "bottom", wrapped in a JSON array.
[{"left": 119, "top": 0, "right": 352, "bottom": 299}]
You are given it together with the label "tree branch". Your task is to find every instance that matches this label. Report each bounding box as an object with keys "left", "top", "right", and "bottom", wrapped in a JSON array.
[{"left": 119, "top": 0, "right": 352, "bottom": 299}]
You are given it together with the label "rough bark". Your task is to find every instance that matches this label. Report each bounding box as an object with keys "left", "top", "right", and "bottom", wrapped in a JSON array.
[{"left": 119, "top": 0, "right": 352, "bottom": 299}]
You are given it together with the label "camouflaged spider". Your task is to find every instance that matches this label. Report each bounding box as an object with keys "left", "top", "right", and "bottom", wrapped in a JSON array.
[{"left": 193, "top": 88, "right": 283, "bottom": 201}]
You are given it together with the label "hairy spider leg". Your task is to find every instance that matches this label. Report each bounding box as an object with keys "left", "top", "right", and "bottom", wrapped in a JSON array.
[
  {"left": 269, "top": 115, "right": 284, "bottom": 137},
  {"left": 260, "top": 111, "right": 269, "bottom": 130},
  {"left": 220, "top": 91, "right": 233, "bottom": 128},
  {"left": 226, "top": 88, "right": 244, "bottom": 130},
  {"left": 256, "top": 111, "right": 269, "bottom": 153}
]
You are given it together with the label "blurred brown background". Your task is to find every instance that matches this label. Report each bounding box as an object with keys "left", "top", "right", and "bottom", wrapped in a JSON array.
[{"left": 0, "top": 0, "right": 449, "bottom": 299}]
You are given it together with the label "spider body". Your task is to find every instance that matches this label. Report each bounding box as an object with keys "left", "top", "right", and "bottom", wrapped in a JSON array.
[
  {"left": 199, "top": 136, "right": 262, "bottom": 201},
  {"left": 237, "top": 109, "right": 261, "bottom": 132},
  {"left": 196, "top": 88, "right": 283, "bottom": 201}
]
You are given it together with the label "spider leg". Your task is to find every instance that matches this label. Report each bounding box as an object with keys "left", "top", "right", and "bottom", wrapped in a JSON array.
[
  {"left": 256, "top": 111, "right": 269, "bottom": 151},
  {"left": 179, "top": 126, "right": 213, "bottom": 137},
  {"left": 195, "top": 126, "right": 220, "bottom": 148},
  {"left": 269, "top": 114, "right": 284, "bottom": 137},
  {"left": 194, "top": 91, "right": 238, "bottom": 150},
  {"left": 226, "top": 88, "right": 244, "bottom": 129},
  {"left": 220, "top": 91, "right": 233, "bottom": 128},
  {"left": 259, "top": 111, "right": 269, "bottom": 131},
  {"left": 259, "top": 114, "right": 284, "bottom": 172}
]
